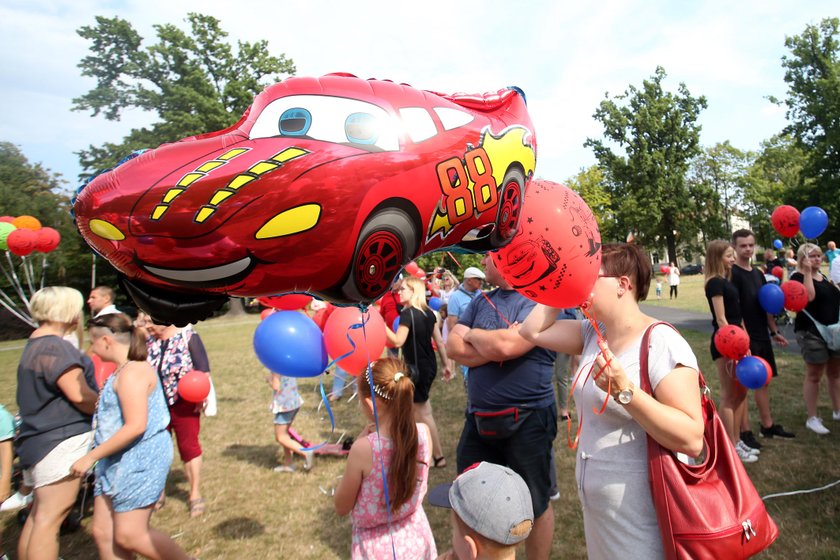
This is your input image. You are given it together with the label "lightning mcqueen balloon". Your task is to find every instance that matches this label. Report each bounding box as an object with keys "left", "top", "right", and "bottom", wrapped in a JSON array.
[{"left": 74, "top": 73, "right": 536, "bottom": 325}]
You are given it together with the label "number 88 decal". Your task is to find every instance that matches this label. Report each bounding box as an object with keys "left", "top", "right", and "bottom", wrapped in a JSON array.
[{"left": 435, "top": 147, "right": 498, "bottom": 225}]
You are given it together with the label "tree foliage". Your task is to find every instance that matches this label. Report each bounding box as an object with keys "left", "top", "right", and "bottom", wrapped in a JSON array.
[
  {"left": 778, "top": 17, "right": 840, "bottom": 241},
  {"left": 585, "top": 67, "right": 707, "bottom": 264},
  {"left": 688, "top": 142, "right": 750, "bottom": 244},
  {"left": 73, "top": 13, "right": 296, "bottom": 176}
]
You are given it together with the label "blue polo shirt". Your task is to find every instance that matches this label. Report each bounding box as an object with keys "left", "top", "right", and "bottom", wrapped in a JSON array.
[{"left": 458, "top": 289, "right": 556, "bottom": 411}]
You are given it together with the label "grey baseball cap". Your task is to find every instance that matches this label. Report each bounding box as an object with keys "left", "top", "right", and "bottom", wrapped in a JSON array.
[{"left": 428, "top": 462, "right": 534, "bottom": 545}]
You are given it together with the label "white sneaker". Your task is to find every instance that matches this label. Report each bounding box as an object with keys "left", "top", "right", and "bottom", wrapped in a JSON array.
[
  {"left": 806, "top": 416, "right": 830, "bottom": 435},
  {"left": 736, "top": 440, "right": 760, "bottom": 456},
  {"left": 273, "top": 464, "right": 296, "bottom": 473},
  {"left": 832, "top": 410, "right": 840, "bottom": 421},
  {"left": 736, "top": 445, "right": 758, "bottom": 463},
  {"left": 0, "top": 491, "right": 33, "bottom": 512},
  {"left": 302, "top": 450, "right": 314, "bottom": 471}
]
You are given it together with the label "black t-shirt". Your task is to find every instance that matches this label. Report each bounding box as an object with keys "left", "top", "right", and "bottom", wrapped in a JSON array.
[
  {"left": 731, "top": 265, "right": 769, "bottom": 340},
  {"left": 764, "top": 257, "right": 784, "bottom": 273},
  {"left": 400, "top": 307, "right": 438, "bottom": 377},
  {"left": 16, "top": 336, "right": 95, "bottom": 469},
  {"left": 705, "top": 276, "right": 742, "bottom": 332},
  {"left": 790, "top": 272, "right": 840, "bottom": 335}
]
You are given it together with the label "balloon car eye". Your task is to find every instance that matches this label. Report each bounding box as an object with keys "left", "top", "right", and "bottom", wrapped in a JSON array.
[
  {"left": 278, "top": 108, "right": 312, "bottom": 136},
  {"left": 256, "top": 204, "right": 322, "bottom": 239},
  {"left": 345, "top": 112, "right": 379, "bottom": 145},
  {"left": 88, "top": 219, "right": 125, "bottom": 241}
]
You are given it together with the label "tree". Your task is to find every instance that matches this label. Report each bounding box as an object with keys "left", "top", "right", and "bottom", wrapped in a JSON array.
[
  {"left": 777, "top": 17, "right": 840, "bottom": 241},
  {"left": 564, "top": 166, "right": 620, "bottom": 242},
  {"left": 73, "top": 13, "right": 296, "bottom": 176},
  {"left": 743, "top": 134, "right": 809, "bottom": 245},
  {"left": 688, "top": 142, "right": 750, "bottom": 243},
  {"left": 585, "top": 67, "right": 707, "bottom": 264}
]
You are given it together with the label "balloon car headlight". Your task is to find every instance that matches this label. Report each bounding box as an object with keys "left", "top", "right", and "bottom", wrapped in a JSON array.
[
  {"left": 89, "top": 219, "right": 126, "bottom": 241},
  {"left": 256, "top": 204, "right": 322, "bottom": 239}
]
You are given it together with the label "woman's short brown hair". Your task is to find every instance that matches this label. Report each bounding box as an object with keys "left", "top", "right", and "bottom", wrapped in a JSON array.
[{"left": 600, "top": 243, "right": 652, "bottom": 302}]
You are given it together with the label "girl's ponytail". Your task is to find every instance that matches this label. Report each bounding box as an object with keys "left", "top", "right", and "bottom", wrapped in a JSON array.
[{"left": 362, "top": 357, "right": 419, "bottom": 511}]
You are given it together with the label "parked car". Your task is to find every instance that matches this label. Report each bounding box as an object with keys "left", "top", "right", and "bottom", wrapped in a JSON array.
[{"left": 681, "top": 263, "right": 704, "bottom": 275}]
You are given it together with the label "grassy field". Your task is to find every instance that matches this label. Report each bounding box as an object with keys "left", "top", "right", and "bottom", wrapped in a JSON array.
[{"left": 1, "top": 301, "right": 839, "bottom": 559}]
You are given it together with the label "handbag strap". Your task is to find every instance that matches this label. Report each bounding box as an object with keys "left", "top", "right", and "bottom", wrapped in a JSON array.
[{"left": 639, "top": 321, "right": 708, "bottom": 395}]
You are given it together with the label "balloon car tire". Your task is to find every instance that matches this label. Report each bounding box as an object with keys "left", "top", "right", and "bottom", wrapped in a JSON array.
[
  {"left": 491, "top": 167, "right": 525, "bottom": 247},
  {"left": 343, "top": 208, "right": 418, "bottom": 302}
]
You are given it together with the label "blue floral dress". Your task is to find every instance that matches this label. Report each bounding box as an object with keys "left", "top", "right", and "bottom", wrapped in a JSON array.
[{"left": 93, "top": 366, "right": 173, "bottom": 512}]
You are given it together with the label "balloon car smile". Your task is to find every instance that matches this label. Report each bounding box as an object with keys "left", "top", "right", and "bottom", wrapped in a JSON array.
[{"left": 142, "top": 255, "right": 253, "bottom": 287}]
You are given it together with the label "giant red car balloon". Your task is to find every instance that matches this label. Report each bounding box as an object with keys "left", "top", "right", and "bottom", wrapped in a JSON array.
[
  {"left": 72, "top": 73, "right": 537, "bottom": 326},
  {"left": 492, "top": 180, "right": 601, "bottom": 308}
]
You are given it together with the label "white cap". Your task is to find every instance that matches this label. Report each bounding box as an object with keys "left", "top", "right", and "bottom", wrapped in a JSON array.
[{"left": 463, "top": 267, "right": 486, "bottom": 280}]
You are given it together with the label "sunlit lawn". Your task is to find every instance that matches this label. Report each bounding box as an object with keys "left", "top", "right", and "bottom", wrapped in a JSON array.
[{"left": 1, "top": 305, "right": 838, "bottom": 558}]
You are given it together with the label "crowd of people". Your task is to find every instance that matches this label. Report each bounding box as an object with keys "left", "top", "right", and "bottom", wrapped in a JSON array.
[{"left": 2, "top": 235, "right": 838, "bottom": 559}]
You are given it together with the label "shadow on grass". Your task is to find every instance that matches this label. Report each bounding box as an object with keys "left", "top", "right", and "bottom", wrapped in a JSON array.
[
  {"left": 213, "top": 517, "right": 266, "bottom": 539},
  {"left": 317, "top": 502, "right": 353, "bottom": 558},
  {"left": 222, "top": 443, "right": 277, "bottom": 469}
]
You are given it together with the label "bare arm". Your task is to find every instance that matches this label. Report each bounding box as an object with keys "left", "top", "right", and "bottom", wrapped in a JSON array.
[
  {"left": 70, "top": 363, "right": 153, "bottom": 477},
  {"left": 384, "top": 324, "right": 410, "bottom": 348},
  {"left": 0, "top": 440, "right": 12, "bottom": 501},
  {"left": 431, "top": 324, "right": 452, "bottom": 381},
  {"left": 464, "top": 326, "right": 535, "bottom": 361},
  {"left": 56, "top": 367, "right": 98, "bottom": 415},
  {"left": 519, "top": 304, "right": 585, "bottom": 356},
  {"left": 446, "top": 324, "right": 489, "bottom": 367},
  {"left": 445, "top": 315, "right": 458, "bottom": 334},
  {"left": 593, "top": 344, "right": 704, "bottom": 456},
  {"left": 711, "top": 295, "right": 728, "bottom": 328},
  {"left": 334, "top": 436, "right": 372, "bottom": 516}
]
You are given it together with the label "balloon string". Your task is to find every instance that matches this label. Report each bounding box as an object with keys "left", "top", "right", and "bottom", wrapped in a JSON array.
[
  {"left": 4, "top": 251, "right": 30, "bottom": 309},
  {"left": 446, "top": 251, "right": 463, "bottom": 270},
  {"left": 480, "top": 292, "right": 512, "bottom": 327}
]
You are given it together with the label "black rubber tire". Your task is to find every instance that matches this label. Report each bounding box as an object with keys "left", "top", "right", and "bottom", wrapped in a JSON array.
[{"left": 491, "top": 167, "right": 526, "bottom": 247}]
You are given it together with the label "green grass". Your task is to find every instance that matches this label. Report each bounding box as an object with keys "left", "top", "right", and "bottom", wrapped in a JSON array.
[{"left": 1, "top": 311, "right": 839, "bottom": 559}]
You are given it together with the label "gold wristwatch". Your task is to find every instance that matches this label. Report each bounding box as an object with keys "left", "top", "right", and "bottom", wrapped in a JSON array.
[{"left": 615, "top": 381, "right": 634, "bottom": 405}]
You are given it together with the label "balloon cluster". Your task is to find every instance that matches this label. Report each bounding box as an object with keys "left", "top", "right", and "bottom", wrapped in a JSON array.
[
  {"left": 0, "top": 215, "right": 61, "bottom": 256},
  {"left": 771, "top": 205, "right": 829, "bottom": 239},
  {"left": 736, "top": 356, "right": 772, "bottom": 390}
]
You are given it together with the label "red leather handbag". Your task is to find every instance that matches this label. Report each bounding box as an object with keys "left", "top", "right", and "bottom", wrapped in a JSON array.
[{"left": 639, "top": 322, "right": 779, "bottom": 560}]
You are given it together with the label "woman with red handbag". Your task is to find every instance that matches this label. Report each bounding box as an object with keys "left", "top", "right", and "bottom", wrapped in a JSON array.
[{"left": 520, "top": 243, "right": 705, "bottom": 559}]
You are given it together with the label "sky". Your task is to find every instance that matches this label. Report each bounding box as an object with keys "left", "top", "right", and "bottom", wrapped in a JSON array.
[{"left": 0, "top": 1, "right": 836, "bottom": 193}]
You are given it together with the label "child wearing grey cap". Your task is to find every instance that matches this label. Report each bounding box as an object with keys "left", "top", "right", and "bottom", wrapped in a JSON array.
[{"left": 429, "top": 462, "right": 533, "bottom": 559}]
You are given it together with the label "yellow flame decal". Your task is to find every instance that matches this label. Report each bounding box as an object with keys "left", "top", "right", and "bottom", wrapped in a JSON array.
[
  {"left": 427, "top": 126, "right": 535, "bottom": 242},
  {"left": 194, "top": 148, "right": 310, "bottom": 224},
  {"left": 150, "top": 148, "right": 250, "bottom": 221}
]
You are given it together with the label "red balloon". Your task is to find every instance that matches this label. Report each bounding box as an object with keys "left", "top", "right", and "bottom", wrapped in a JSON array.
[
  {"left": 660, "top": 265, "right": 669, "bottom": 274},
  {"left": 492, "top": 180, "right": 601, "bottom": 308},
  {"left": 258, "top": 294, "right": 313, "bottom": 310},
  {"left": 90, "top": 354, "right": 117, "bottom": 389},
  {"left": 0, "top": 216, "right": 14, "bottom": 223},
  {"left": 260, "top": 308, "right": 275, "bottom": 320},
  {"left": 323, "top": 306, "right": 386, "bottom": 375},
  {"left": 781, "top": 280, "right": 808, "bottom": 312},
  {"left": 6, "top": 228, "right": 37, "bottom": 256},
  {"left": 178, "top": 370, "right": 211, "bottom": 402},
  {"left": 404, "top": 261, "right": 421, "bottom": 276},
  {"left": 35, "top": 227, "right": 61, "bottom": 253},
  {"left": 714, "top": 325, "right": 750, "bottom": 360},
  {"left": 771, "top": 205, "right": 800, "bottom": 238},
  {"left": 311, "top": 303, "right": 336, "bottom": 331},
  {"left": 771, "top": 266, "right": 784, "bottom": 281},
  {"left": 754, "top": 356, "right": 773, "bottom": 386}
]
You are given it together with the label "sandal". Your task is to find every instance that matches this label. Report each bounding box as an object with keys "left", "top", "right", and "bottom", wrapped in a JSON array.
[
  {"left": 189, "top": 498, "right": 206, "bottom": 518},
  {"left": 433, "top": 456, "right": 447, "bottom": 468}
]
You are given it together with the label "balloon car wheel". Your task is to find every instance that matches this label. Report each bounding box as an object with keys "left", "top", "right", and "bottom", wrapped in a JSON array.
[
  {"left": 493, "top": 169, "right": 524, "bottom": 245},
  {"left": 354, "top": 230, "right": 405, "bottom": 299}
]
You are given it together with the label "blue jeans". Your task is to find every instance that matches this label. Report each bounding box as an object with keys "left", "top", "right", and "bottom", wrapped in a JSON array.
[{"left": 330, "top": 366, "right": 354, "bottom": 398}]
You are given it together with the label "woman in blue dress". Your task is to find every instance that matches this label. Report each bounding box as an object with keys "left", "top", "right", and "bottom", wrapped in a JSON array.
[{"left": 70, "top": 313, "right": 193, "bottom": 560}]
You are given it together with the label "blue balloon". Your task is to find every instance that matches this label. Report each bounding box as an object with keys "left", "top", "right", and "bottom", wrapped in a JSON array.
[
  {"left": 799, "top": 206, "right": 829, "bottom": 239},
  {"left": 253, "top": 311, "right": 328, "bottom": 377},
  {"left": 392, "top": 316, "right": 400, "bottom": 331},
  {"left": 428, "top": 296, "right": 442, "bottom": 311},
  {"left": 758, "top": 283, "right": 785, "bottom": 315},
  {"left": 736, "top": 356, "right": 768, "bottom": 390},
  {"left": 773, "top": 239, "right": 783, "bottom": 250}
]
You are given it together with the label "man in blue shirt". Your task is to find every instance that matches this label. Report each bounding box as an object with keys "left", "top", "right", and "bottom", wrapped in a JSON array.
[
  {"left": 447, "top": 254, "right": 557, "bottom": 560},
  {"left": 445, "top": 266, "right": 485, "bottom": 380}
]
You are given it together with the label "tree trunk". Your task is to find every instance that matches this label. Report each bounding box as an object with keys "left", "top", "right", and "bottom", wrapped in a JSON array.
[{"left": 226, "top": 297, "right": 246, "bottom": 317}]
